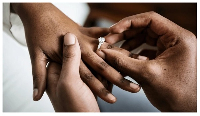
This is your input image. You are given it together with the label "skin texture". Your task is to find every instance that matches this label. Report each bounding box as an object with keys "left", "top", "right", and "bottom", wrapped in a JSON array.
[
  {"left": 11, "top": 3, "right": 140, "bottom": 103},
  {"left": 97, "top": 11, "right": 197, "bottom": 112},
  {"left": 46, "top": 33, "right": 99, "bottom": 112},
  {"left": 46, "top": 33, "right": 146, "bottom": 112}
]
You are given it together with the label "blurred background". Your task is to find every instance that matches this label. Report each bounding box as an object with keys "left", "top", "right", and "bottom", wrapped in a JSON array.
[
  {"left": 3, "top": 3, "right": 196, "bottom": 112},
  {"left": 84, "top": 3, "right": 197, "bottom": 36}
]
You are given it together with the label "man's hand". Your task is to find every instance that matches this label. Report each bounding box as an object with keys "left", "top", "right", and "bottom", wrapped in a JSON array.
[
  {"left": 11, "top": 3, "right": 140, "bottom": 103},
  {"left": 46, "top": 33, "right": 99, "bottom": 112},
  {"left": 97, "top": 11, "right": 197, "bottom": 111}
]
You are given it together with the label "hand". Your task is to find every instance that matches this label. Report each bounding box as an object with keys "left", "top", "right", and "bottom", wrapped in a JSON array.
[
  {"left": 11, "top": 3, "right": 139, "bottom": 103},
  {"left": 97, "top": 11, "right": 197, "bottom": 111},
  {"left": 46, "top": 33, "right": 99, "bottom": 112}
]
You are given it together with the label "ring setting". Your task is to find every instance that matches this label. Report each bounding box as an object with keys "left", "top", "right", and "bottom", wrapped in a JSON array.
[{"left": 97, "top": 37, "right": 105, "bottom": 49}]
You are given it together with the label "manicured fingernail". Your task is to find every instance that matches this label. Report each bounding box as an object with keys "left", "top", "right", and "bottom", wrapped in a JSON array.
[
  {"left": 138, "top": 55, "right": 148, "bottom": 60},
  {"left": 64, "top": 33, "right": 76, "bottom": 45},
  {"left": 107, "top": 93, "right": 116, "bottom": 102},
  {"left": 33, "top": 88, "right": 38, "bottom": 99},
  {"left": 96, "top": 50, "right": 105, "bottom": 59},
  {"left": 130, "top": 83, "right": 140, "bottom": 90}
]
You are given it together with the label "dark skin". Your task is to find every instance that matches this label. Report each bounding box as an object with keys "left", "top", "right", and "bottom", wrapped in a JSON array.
[
  {"left": 46, "top": 33, "right": 99, "bottom": 112},
  {"left": 46, "top": 33, "right": 147, "bottom": 112},
  {"left": 11, "top": 3, "right": 140, "bottom": 103},
  {"left": 97, "top": 11, "right": 197, "bottom": 112}
]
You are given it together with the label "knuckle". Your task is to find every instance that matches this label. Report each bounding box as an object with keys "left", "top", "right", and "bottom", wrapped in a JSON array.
[
  {"left": 113, "top": 56, "right": 124, "bottom": 69},
  {"left": 98, "top": 87, "right": 109, "bottom": 96},
  {"left": 147, "top": 11, "right": 159, "bottom": 20},
  {"left": 185, "top": 30, "right": 196, "bottom": 42},
  {"left": 107, "top": 44, "right": 114, "bottom": 49},
  {"left": 141, "top": 61, "right": 161, "bottom": 80},
  {"left": 148, "top": 11, "right": 156, "bottom": 15},
  {"left": 97, "top": 61, "right": 109, "bottom": 71},
  {"left": 119, "top": 78, "right": 126, "bottom": 84},
  {"left": 81, "top": 72, "right": 94, "bottom": 82},
  {"left": 62, "top": 50, "right": 76, "bottom": 62},
  {"left": 33, "top": 73, "right": 45, "bottom": 85},
  {"left": 85, "top": 52, "right": 95, "bottom": 59},
  {"left": 148, "top": 11, "right": 159, "bottom": 18}
]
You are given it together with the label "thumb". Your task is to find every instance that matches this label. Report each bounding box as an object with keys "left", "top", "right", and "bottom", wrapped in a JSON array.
[
  {"left": 97, "top": 49, "right": 149, "bottom": 82},
  {"left": 60, "top": 33, "right": 81, "bottom": 81}
]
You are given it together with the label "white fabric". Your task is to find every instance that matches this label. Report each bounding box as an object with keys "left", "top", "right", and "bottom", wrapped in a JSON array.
[{"left": 3, "top": 3, "right": 11, "bottom": 30}]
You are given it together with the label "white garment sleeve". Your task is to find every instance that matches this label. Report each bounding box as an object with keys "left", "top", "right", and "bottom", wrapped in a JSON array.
[
  {"left": 3, "top": 3, "right": 27, "bottom": 46},
  {"left": 3, "top": 3, "right": 11, "bottom": 32}
]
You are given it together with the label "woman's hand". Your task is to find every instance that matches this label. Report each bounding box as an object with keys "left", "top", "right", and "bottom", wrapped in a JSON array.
[
  {"left": 97, "top": 11, "right": 197, "bottom": 111},
  {"left": 46, "top": 33, "right": 99, "bottom": 112},
  {"left": 11, "top": 3, "right": 140, "bottom": 103}
]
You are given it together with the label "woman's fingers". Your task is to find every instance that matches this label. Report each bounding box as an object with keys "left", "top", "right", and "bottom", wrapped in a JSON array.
[
  {"left": 79, "top": 60, "right": 116, "bottom": 103},
  {"left": 83, "top": 49, "right": 141, "bottom": 93},
  {"left": 31, "top": 51, "right": 48, "bottom": 101}
]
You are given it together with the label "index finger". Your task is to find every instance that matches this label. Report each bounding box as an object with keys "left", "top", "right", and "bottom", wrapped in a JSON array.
[{"left": 110, "top": 11, "right": 176, "bottom": 36}]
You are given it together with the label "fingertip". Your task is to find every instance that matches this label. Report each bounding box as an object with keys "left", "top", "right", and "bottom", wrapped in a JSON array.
[
  {"left": 33, "top": 88, "right": 38, "bottom": 101},
  {"left": 138, "top": 55, "right": 149, "bottom": 60},
  {"left": 107, "top": 93, "right": 117, "bottom": 103},
  {"left": 96, "top": 50, "right": 105, "bottom": 60},
  {"left": 31, "top": 58, "right": 47, "bottom": 101},
  {"left": 62, "top": 32, "right": 81, "bottom": 62},
  {"left": 108, "top": 93, "right": 117, "bottom": 103},
  {"left": 64, "top": 33, "right": 76, "bottom": 46},
  {"left": 105, "top": 33, "right": 123, "bottom": 44},
  {"left": 109, "top": 24, "right": 122, "bottom": 34},
  {"left": 130, "top": 83, "right": 141, "bottom": 93},
  {"left": 33, "top": 88, "right": 44, "bottom": 101}
]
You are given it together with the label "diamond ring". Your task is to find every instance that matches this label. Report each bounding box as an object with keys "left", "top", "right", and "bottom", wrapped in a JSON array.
[{"left": 97, "top": 37, "right": 105, "bottom": 49}]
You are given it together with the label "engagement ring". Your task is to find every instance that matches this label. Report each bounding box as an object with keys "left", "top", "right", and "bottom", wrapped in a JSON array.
[{"left": 97, "top": 37, "right": 105, "bottom": 49}]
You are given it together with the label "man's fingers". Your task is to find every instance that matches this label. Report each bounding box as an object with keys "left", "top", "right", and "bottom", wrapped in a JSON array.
[
  {"left": 31, "top": 53, "right": 48, "bottom": 101},
  {"left": 110, "top": 11, "right": 173, "bottom": 36},
  {"left": 121, "top": 33, "right": 145, "bottom": 51},
  {"left": 83, "top": 49, "right": 140, "bottom": 93},
  {"left": 60, "top": 33, "right": 81, "bottom": 81},
  {"left": 97, "top": 48, "right": 149, "bottom": 83},
  {"left": 79, "top": 61, "right": 116, "bottom": 103},
  {"left": 110, "top": 13, "right": 151, "bottom": 33},
  {"left": 105, "top": 28, "right": 144, "bottom": 44},
  {"left": 98, "top": 42, "right": 149, "bottom": 61}
]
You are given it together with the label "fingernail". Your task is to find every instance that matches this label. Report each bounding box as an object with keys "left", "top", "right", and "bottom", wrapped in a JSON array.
[
  {"left": 107, "top": 93, "right": 116, "bottom": 102},
  {"left": 130, "top": 83, "right": 140, "bottom": 90},
  {"left": 96, "top": 50, "right": 105, "bottom": 59},
  {"left": 138, "top": 55, "right": 148, "bottom": 60},
  {"left": 64, "top": 33, "right": 76, "bottom": 45},
  {"left": 33, "top": 88, "right": 38, "bottom": 99}
]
